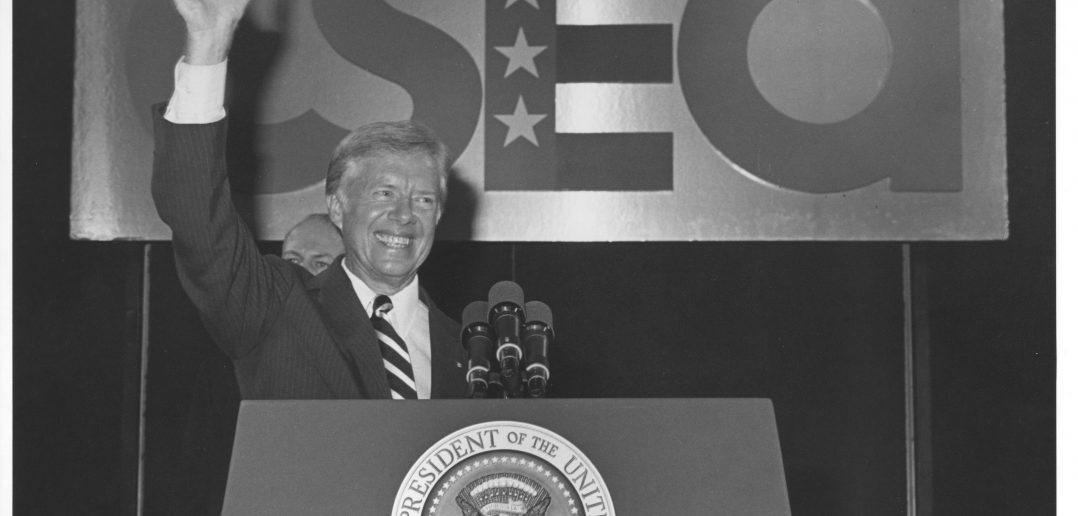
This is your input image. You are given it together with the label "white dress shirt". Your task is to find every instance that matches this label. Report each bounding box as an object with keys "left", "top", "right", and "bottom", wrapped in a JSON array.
[
  {"left": 341, "top": 265, "right": 434, "bottom": 399},
  {"left": 164, "top": 58, "right": 227, "bottom": 124}
]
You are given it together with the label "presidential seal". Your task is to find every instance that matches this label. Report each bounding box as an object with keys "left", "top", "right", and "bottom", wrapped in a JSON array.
[{"left": 393, "top": 421, "right": 614, "bottom": 516}]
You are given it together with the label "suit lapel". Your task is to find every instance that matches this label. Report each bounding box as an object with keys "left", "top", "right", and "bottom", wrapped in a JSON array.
[
  {"left": 310, "top": 260, "right": 391, "bottom": 399},
  {"left": 422, "top": 287, "right": 465, "bottom": 398}
]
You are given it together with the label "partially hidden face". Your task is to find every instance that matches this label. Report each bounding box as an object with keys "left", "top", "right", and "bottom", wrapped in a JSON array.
[
  {"left": 281, "top": 218, "right": 344, "bottom": 276},
  {"left": 327, "top": 151, "right": 443, "bottom": 294}
]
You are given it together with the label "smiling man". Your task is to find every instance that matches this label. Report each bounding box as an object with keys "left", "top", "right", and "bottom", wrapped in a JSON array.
[
  {"left": 325, "top": 124, "right": 447, "bottom": 293},
  {"left": 152, "top": 0, "right": 466, "bottom": 400}
]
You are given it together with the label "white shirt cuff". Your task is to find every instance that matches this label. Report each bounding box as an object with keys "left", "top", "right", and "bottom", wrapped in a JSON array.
[{"left": 163, "top": 57, "right": 228, "bottom": 124}]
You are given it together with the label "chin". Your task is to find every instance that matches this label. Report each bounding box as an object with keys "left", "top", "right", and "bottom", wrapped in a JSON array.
[{"left": 377, "top": 262, "right": 418, "bottom": 278}]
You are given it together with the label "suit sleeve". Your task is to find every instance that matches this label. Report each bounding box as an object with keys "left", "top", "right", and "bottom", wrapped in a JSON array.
[{"left": 151, "top": 105, "right": 291, "bottom": 359}]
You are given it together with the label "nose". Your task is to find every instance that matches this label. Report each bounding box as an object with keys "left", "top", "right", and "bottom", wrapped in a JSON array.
[{"left": 388, "top": 196, "right": 415, "bottom": 223}]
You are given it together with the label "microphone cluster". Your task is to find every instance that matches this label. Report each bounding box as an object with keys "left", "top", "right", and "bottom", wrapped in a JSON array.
[{"left": 461, "top": 281, "right": 554, "bottom": 399}]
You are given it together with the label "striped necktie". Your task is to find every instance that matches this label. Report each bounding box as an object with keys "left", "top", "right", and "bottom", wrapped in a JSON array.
[{"left": 371, "top": 295, "right": 418, "bottom": 399}]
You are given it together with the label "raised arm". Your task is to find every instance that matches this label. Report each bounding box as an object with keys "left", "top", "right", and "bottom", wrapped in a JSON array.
[{"left": 153, "top": 0, "right": 294, "bottom": 359}]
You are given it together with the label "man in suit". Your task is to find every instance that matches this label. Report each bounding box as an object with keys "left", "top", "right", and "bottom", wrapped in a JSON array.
[
  {"left": 164, "top": 212, "right": 346, "bottom": 515},
  {"left": 153, "top": 0, "right": 467, "bottom": 400}
]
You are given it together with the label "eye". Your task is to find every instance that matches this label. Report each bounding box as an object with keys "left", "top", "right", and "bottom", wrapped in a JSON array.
[
  {"left": 286, "top": 257, "right": 301, "bottom": 265},
  {"left": 415, "top": 195, "right": 436, "bottom": 206},
  {"left": 373, "top": 189, "right": 394, "bottom": 199},
  {"left": 313, "top": 261, "right": 330, "bottom": 272}
]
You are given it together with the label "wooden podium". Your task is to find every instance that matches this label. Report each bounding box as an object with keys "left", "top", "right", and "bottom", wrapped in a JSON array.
[{"left": 223, "top": 399, "right": 791, "bottom": 515}]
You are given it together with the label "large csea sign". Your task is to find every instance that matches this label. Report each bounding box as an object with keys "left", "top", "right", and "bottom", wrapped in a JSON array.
[{"left": 71, "top": 0, "right": 1006, "bottom": 241}]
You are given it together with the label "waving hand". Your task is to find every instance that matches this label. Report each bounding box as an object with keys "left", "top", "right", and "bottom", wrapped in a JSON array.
[{"left": 171, "top": 0, "right": 254, "bottom": 64}]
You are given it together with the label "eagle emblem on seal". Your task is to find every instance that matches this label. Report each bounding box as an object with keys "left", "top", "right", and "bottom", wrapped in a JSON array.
[{"left": 455, "top": 473, "right": 551, "bottom": 516}]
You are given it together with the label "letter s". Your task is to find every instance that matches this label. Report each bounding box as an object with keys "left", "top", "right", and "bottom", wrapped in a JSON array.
[{"left": 312, "top": 0, "right": 483, "bottom": 167}]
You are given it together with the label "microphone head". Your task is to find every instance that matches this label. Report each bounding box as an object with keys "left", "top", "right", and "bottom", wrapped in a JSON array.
[
  {"left": 462, "top": 301, "right": 489, "bottom": 326},
  {"left": 524, "top": 301, "right": 553, "bottom": 328},
  {"left": 488, "top": 281, "right": 524, "bottom": 308}
]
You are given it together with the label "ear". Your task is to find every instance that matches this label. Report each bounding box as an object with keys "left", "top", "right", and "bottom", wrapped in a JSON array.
[{"left": 326, "top": 194, "right": 344, "bottom": 230}]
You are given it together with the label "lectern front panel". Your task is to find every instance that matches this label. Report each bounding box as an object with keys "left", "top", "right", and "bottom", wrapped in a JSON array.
[{"left": 224, "top": 399, "right": 790, "bottom": 515}]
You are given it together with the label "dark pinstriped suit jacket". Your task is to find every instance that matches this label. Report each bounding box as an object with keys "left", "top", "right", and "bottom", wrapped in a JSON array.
[{"left": 151, "top": 108, "right": 466, "bottom": 400}]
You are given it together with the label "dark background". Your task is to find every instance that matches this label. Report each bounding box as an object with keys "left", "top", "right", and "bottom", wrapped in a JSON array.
[{"left": 12, "top": 1, "right": 1054, "bottom": 515}]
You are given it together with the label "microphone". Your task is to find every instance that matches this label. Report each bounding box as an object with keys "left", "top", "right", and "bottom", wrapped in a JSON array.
[
  {"left": 460, "top": 301, "right": 493, "bottom": 399},
  {"left": 488, "top": 281, "right": 526, "bottom": 388},
  {"left": 487, "top": 371, "right": 505, "bottom": 399},
  {"left": 523, "top": 301, "right": 553, "bottom": 398}
]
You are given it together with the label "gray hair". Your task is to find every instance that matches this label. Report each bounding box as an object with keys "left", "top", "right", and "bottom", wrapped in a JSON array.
[{"left": 324, "top": 120, "right": 449, "bottom": 200}]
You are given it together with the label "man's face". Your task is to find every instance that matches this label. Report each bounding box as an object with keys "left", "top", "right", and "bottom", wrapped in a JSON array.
[
  {"left": 327, "top": 151, "right": 443, "bottom": 294},
  {"left": 281, "top": 218, "right": 345, "bottom": 275}
]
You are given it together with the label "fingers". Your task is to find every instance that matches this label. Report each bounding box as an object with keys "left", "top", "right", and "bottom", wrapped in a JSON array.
[
  {"left": 172, "top": 0, "right": 252, "bottom": 34},
  {"left": 172, "top": 0, "right": 253, "bottom": 65}
]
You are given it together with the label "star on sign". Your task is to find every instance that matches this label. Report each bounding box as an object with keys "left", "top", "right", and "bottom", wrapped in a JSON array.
[
  {"left": 495, "top": 28, "right": 547, "bottom": 78},
  {"left": 494, "top": 96, "right": 548, "bottom": 147},
  {"left": 506, "top": 0, "right": 540, "bottom": 9}
]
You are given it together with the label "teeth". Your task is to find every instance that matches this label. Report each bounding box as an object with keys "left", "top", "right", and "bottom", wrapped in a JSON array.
[{"left": 376, "top": 233, "right": 411, "bottom": 249}]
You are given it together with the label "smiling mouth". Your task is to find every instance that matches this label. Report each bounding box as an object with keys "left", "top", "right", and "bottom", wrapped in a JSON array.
[{"left": 376, "top": 232, "right": 412, "bottom": 249}]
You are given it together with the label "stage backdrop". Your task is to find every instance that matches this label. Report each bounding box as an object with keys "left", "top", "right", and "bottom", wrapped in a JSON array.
[{"left": 71, "top": 0, "right": 1006, "bottom": 241}]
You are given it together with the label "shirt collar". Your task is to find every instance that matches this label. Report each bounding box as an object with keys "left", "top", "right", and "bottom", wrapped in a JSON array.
[{"left": 340, "top": 261, "right": 421, "bottom": 325}]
